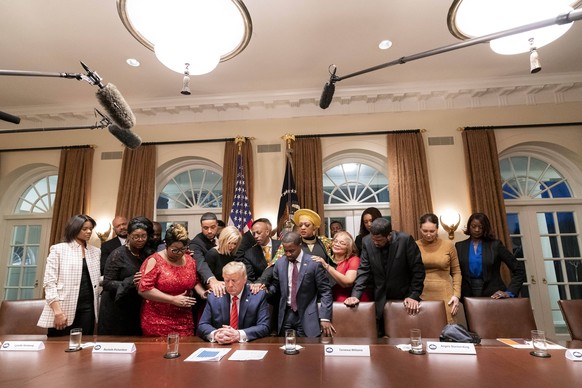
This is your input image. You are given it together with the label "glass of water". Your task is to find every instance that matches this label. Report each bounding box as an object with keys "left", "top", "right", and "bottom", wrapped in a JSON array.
[
  {"left": 410, "top": 328, "right": 424, "bottom": 354},
  {"left": 530, "top": 330, "right": 550, "bottom": 358},
  {"left": 164, "top": 332, "right": 180, "bottom": 359},
  {"left": 68, "top": 328, "right": 82, "bottom": 351},
  {"left": 284, "top": 329, "right": 298, "bottom": 354}
]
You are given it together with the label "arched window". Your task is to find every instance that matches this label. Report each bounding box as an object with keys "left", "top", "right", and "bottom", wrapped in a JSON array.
[
  {"left": 323, "top": 162, "right": 389, "bottom": 205},
  {"left": 322, "top": 151, "right": 390, "bottom": 238},
  {"left": 2, "top": 171, "right": 56, "bottom": 300},
  {"left": 155, "top": 159, "right": 224, "bottom": 234},
  {"left": 500, "top": 156, "right": 572, "bottom": 199},
  {"left": 157, "top": 168, "right": 223, "bottom": 210},
  {"left": 14, "top": 174, "right": 58, "bottom": 213},
  {"left": 500, "top": 151, "right": 581, "bottom": 339}
]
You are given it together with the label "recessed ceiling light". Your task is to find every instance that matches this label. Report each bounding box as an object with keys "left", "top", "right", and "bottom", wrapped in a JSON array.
[
  {"left": 378, "top": 40, "right": 393, "bottom": 50},
  {"left": 126, "top": 58, "right": 141, "bottom": 67}
]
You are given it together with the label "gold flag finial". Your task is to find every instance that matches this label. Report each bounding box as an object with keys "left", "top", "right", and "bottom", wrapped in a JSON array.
[
  {"left": 234, "top": 136, "right": 246, "bottom": 153},
  {"left": 282, "top": 133, "right": 295, "bottom": 149}
]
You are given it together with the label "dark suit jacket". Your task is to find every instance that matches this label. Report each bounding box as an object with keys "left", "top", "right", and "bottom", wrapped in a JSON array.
[
  {"left": 352, "top": 231, "right": 425, "bottom": 320},
  {"left": 100, "top": 237, "right": 122, "bottom": 275},
  {"left": 269, "top": 252, "right": 333, "bottom": 337},
  {"left": 456, "top": 238, "right": 525, "bottom": 299},
  {"left": 197, "top": 284, "right": 270, "bottom": 342},
  {"left": 241, "top": 240, "right": 281, "bottom": 282},
  {"left": 188, "top": 232, "right": 217, "bottom": 283}
]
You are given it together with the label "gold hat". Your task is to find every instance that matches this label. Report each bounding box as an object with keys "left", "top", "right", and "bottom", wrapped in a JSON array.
[{"left": 293, "top": 209, "right": 321, "bottom": 229}]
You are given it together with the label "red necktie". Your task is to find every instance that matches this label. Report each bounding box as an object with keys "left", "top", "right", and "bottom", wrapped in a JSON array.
[
  {"left": 230, "top": 295, "right": 238, "bottom": 329},
  {"left": 291, "top": 261, "right": 298, "bottom": 311}
]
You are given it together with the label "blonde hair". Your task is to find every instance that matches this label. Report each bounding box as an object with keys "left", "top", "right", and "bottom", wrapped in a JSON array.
[
  {"left": 217, "top": 226, "right": 242, "bottom": 255},
  {"left": 222, "top": 261, "right": 247, "bottom": 277},
  {"left": 165, "top": 224, "right": 189, "bottom": 246},
  {"left": 333, "top": 231, "right": 357, "bottom": 258}
]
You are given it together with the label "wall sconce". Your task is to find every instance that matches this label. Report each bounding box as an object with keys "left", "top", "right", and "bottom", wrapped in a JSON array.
[
  {"left": 95, "top": 221, "right": 112, "bottom": 243},
  {"left": 440, "top": 211, "right": 461, "bottom": 240}
]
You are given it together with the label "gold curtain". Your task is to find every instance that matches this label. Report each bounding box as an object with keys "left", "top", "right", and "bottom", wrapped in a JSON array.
[
  {"left": 386, "top": 131, "right": 433, "bottom": 239},
  {"left": 462, "top": 128, "right": 512, "bottom": 285},
  {"left": 461, "top": 129, "right": 511, "bottom": 247},
  {"left": 222, "top": 139, "right": 254, "bottom": 222},
  {"left": 49, "top": 147, "right": 95, "bottom": 245},
  {"left": 293, "top": 137, "right": 325, "bottom": 230},
  {"left": 115, "top": 145, "right": 157, "bottom": 220}
]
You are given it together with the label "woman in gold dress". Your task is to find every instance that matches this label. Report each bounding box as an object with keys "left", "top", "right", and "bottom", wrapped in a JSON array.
[{"left": 416, "top": 213, "right": 462, "bottom": 323}]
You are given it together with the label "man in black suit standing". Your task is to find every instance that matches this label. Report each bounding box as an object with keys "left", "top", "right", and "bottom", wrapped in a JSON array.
[
  {"left": 100, "top": 215, "right": 128, "bottom": 275},
  {"left": 241, "top": 218, "right": 281, "bottom": 284},
  {"left": 344, "top": 218, "right": 425, "bottom": 336},
  {"left": 269, "top": 232, "right": 334, "bottom": 338},
  {"left": 188, "top": 212, "right": 225, "bottom": 296}
]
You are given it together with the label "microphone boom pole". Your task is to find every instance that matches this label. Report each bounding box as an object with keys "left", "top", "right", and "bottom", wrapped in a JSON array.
[{"left": 319, "top": 8, "right": 582, "bottom": 108}]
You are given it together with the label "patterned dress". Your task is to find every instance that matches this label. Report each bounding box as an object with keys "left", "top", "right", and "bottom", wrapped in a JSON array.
[{"left": 139, "top": 252, "right": 197, "bottom": 336}]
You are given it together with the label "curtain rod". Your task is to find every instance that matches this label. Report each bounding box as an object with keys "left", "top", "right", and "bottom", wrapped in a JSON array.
[
  {"left": 460, "top": 122, "right": 582, "bottom": 131},
  {"left": 296, "top": 129, "right": 424, "bottom": 139},
  {"left": 0, "top": 144, "right": 94, "bottom": 153}
]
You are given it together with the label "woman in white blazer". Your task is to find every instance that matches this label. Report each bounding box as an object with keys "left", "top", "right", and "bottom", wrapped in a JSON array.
[{"left": 37, "top": 214, "right": 101, "bottom": 336}]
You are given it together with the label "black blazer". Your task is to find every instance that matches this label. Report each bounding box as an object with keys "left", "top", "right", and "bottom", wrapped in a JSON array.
[
  {"left": 188, "top": 232, "right": 217, "bottom": 283},
  {"left": 240, "top": 240, "right": 281, "bottom": 282},
  {"left": 100, "top": 237, "right": 122, "bottom": 275},
  {"left": 456, "top": 238, "right": 525, "bottom": 299},
  {"left": 352, "top": 231, "right": 425, "bottom": 320}
]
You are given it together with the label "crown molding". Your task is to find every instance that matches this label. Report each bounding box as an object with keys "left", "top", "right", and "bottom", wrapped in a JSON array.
[{"left": 4, "top": 72, "right": 582, "bottom": 129}]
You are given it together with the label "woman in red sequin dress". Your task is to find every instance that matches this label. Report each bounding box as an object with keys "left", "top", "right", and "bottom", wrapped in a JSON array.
[{"left": 139, "top": 224, "right": 205, "bottom": 336}]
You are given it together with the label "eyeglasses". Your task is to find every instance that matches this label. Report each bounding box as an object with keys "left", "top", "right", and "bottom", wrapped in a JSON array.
[
  {"left": 332, "top": 239, "right": 348, "bottom": 247},
  {"left": 130, "top": 235, "right": 148, "bottom": 241},
  {"left": 169, "top": 247, "right": 188, "bottom": 254}
]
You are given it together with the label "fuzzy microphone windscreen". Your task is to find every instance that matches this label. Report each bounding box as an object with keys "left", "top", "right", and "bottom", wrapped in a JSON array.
[
  {"left": 96, "top": 83, "right": 136, "bottom": 129},
  {"left": 108, "top": 125, "right": 142, "bottom": 149}
]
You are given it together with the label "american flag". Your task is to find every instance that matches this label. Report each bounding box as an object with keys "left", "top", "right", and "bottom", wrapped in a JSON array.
[{"left": 228, "top": 153, "right": 253, "bottom": 232}]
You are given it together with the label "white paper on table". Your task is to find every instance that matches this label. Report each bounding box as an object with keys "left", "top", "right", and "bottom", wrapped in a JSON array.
[
  {"left": 228, "top": 350, "right": 268, "bottom": 361},
  {"left": 184, "top": 348, "right": 231, "bottom": 362},
  {"left": 497, "top": 338, "right": 566, "bottom": 350},
  {"left": 396, "top": 344, "right": 412, "bottom": 352}
]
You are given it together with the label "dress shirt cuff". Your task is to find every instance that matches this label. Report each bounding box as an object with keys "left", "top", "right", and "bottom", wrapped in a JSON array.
[
  {"left": 320, "top": 319, "right": 330, "bottom": 322},
  {"left": 506, "top": 291, "right": 516, "bottom": 298},
  {"left": 239, "top": 330, "right": 248, "bottom": 342},
  {"left": 206, "top": 276, "right": 216, "bottom": 285},
  {"left": 208, "top": 330, "right": 217, "bottom": 342}
]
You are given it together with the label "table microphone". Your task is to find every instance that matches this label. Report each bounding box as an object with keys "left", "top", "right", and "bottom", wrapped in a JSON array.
[
  {"left": 108, "top": 124, "right": 142, "bottom": 149},
  {"left": 0, "top": 110, "right": 21, "bottom": 124}
]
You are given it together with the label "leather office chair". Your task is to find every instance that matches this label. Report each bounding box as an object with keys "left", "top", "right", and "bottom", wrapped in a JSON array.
[
  {"left": 0, "top": 299, "right": 47, "bottom": 335},
  {"left": 383, "top": 300, "right": 447, "bottom": 338},
  {"left": 463, "top": 297, "right": 536, "bottom": 339},
  {"left": 332, "top": 302, "right": 377, "bottom": 339},
  {"left": 558, "top": 299, "right": 582, "bottom": 341}
]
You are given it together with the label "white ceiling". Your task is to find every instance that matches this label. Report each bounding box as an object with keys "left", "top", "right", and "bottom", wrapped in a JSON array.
[{"left": 1, "top": 0, "right": 582, "bottom": 128}]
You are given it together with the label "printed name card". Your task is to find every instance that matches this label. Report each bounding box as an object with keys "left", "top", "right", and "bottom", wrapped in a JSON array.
[
  {"left": 92, "top": 342, "right": 136, "bottom": 354},
  {"left": 323, "top": 345, "right": 370, "bottom": 357},
  {"left": 0, "top": 341, "right": 45, "bottom": 351},
  {"left": 565, "top": 349, "right": 582, "bottom": 361},
  {"left": 426, "top": 341, "right": 476, "bottom": 355}
]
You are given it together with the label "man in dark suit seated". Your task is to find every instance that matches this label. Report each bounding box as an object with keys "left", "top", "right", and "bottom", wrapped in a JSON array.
[
  {"left": 198, "top": 262, "right": 270, "bottom": 343},
  {"left": 269, "top": 232, "right": 335, "bottom": 338},
  {"left": 241, "top": 218, "right": 281, "bottom": 284},
  {"left": 344, "top": 218, "right": 425, "bottom": 336},
  {"left": 100, "top": 215, "right": 128, "bottom": 275}
]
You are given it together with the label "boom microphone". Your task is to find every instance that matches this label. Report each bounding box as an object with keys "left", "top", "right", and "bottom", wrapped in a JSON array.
[
  {"left": 108, "top": 124, "right": 142, "bottom": 149},
  {"left": 96, "top": 84, "right": 137, "bottom": 129},
  {"left": 319, "top": 65, "right": 338, "bottom": 109},
  {"left": 0, "top": 110, "right": 21, "bottom": 124}
]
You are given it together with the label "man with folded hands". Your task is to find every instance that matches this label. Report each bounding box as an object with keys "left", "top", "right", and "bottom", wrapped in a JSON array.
[{"left": 198, "top": 261, "right": 270, "bottom": 343}]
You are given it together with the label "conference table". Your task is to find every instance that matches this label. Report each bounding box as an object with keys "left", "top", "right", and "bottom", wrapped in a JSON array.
[{"left": 1, "top": 335, "right": 580, "bottom": 387}]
